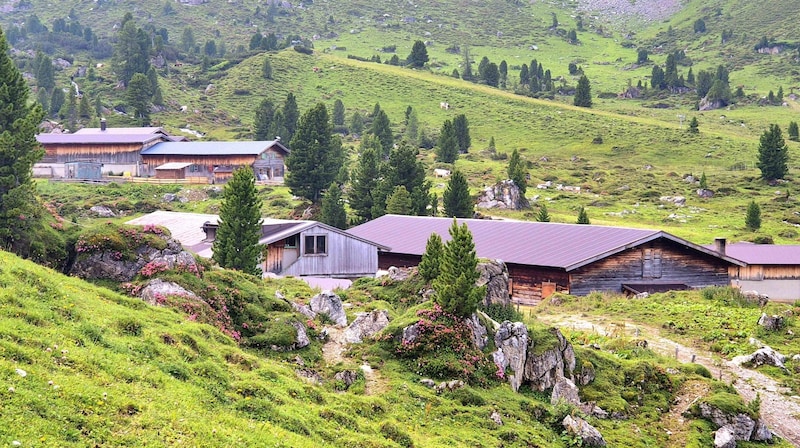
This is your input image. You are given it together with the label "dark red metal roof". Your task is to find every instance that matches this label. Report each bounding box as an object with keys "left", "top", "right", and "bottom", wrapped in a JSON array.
[
  {"left": 348, "top": 215, "right": 742, "bottom": 270},
  {"left": 706, "top": 243, "right": 800, "bottom": 265}
]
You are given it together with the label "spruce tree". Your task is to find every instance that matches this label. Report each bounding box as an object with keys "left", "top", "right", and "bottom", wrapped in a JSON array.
[
  {"left": 113, "top": 17, "right": 150, "bottom": 85},
  {"left": 688, "top": 117, "right": 699, "bottom": 134},
  {"left": 282, "top": 92, "right": 299, "bottom": 142},
  {"left": 432, "top": 219, "right": 485, "bottom": 317},
  {"left": 699, "top": 172, "right": 708, "bottom": 189},
  {"left": 126, "top": 72, "right": 152, "bottom": 126},
  {"left": 286, "top": 103, "right": 344, "bottom": 203},
  {"left": 461, "top": 46, "right": 473, "bottom": 81},
  {"left": 49, "top": 87, "right": 65, "bottom": 117},
  {"left": 418, "top": 232, "right": 444, "bottom": 282},
  {"left": 574, "top": 75, "right": 592, "bottom": 107},
  {"left": 757, "top": 124, "right": 789, "bottom": 181},
  {"left": 442, "top": 170, "right": 472, "bottom": 218},
  {"left": 576, "top": 206, "right": 590, "bottom": 224},
  {"left": 0, "top": 26, "right": 46, "bottom": 257},
  {"left": 262, "top": 57, "right": 273, "bottom": 79},
  {"left": 453, "top": 114, "right": 471, "bottom": 153},
  {"left": 253, "top": 99, "right": 275, "bottom": 141},
  {"left": 212, "top": 167, "right": 263, "bottom": 276},
  {"left": 536, "top": 204, "right": 551, "bottom": 222},
  {"left": 436, "top": 119, "right": 459, "bottom": 163},
  {"left": 369, "top": 107, "right": 393, "bottom": 156},
  {"left": 745, "top": 201, "right": 761, "bottom": 231},
  {"left": 319, "top": 182, "right": 347, "bottom": 229},
  {"left": 405, "top": 108, "right": 419, "bottom": 145},
  {"left": 349, "top": 137, "right": 381, "bottom": 222},
  {"left": 378, "top": 143, "right": 431, "bottom": 217},
  {"left": 332, "top": 99, "right": 345, "bottom": 126},
  {"left": 350, "top": 111, "right": 364, "bottom": 135},
  {"left": 788, "top": 121, "right": 799, "bottom": 142},
  {"left": 507, "top": 148, "right": 527, "bottom": 196},
  {"left": 385, "top": 185, "right": 413, "bottom": 215},
  {"left": 406, "top": 40, "right": 429, "bottom": 68}
]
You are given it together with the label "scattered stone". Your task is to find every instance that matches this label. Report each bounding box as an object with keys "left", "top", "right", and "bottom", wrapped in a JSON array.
[
  {"left": 577, "top": 361, "right": 596, "bottom": 386},
  {"left": 334, "top": 370, "right": 359, "bottom": 388},
  {"left": 466, "top": 313, "right": 488, "bottom": 350},
  {"left": 420, "top": 378, "right": 436, "bottom": 388},
  {"left": 757, "top": 313, "right": 785, "bottom": 331},
  {"left": 162, "top": 193, "right": 178, "bottom": 202},
  {"left": 291, "top": 321, "right": 310, "bottom": 349},
  {"left": 551, "top": 376, "right": 581, "bottom": 406},
  {"left": 698, "top": 401, "right": 773, "bottom": 443},
  {"left": 292, "top": 301, "right": 316, "bottom": 319},
  {"left": 295, "top": 368, "right": 323, "bottom": 384},
  {"left": 562, "top": 415, "right": 606, "bottom": 447},
  {"left": 731, "top": 346, "right": 787, "bottom": 370},
  {"left": 140, "top": 279, "right": 198, "bottom": 305},
  {"left": 89, "top": 205, "right": 116, "bottom": 217},
  {"left": 697, "top": 189, "right": 715, "bottom": 198},
  {"left": 344, "top": 310, "right": 390, "bottom": 343},
  {"left": 401, "top": 322, "right": 420, "bottom": 345},
  {"left": 387, "top": 266, "right": 412, "bottom": 281},
  {"left": 714, "top": 425, "right": 736, "bottom": 448},
  {"left": 489, "top": 410, "right": 503, "bottom": 425},
  {"left": 493, "top": 321, "right": 529, "bottom": 392},
  {"left": 659, "top": 196, "right": 686, "bottom": 206},
  {"left": 309, "top": 291, "right": 347, "bottom": 326}
]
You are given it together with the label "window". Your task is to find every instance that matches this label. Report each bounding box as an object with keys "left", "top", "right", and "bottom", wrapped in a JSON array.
[
  {"left": 304, "top": 235, "right": 327, "bottom": 255},
  {"left": 284, "top": 235, "right": 298, "bottom": 248}
]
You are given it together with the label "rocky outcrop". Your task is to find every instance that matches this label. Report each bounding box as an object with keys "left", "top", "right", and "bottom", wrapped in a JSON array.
[
  {"left": 757, "top": 313, "right": 785, "bottom": 331},
  {"left": 309, "top": 291, "right": 347, "bottom": 326},
  {"left": 477, "top": 259, "right": 511, "bottom": 308},
  {"left": 731, "top": 346, "right": 787, "bottom": 370},
  {"left": 70, "top": 235, "right": 198, "bottom": 282},
  {"left": 344, "top": 310, "right": 390, "bottom": 343},
  {"left": 476, "top": 180, "right": 529, "bottom": 210},
  {"left": 89, "top": 205, "right": 116, "bottom": 218},
  {"left": 334, "top": 370, "right": 359, "bottom": 389},
  {"left": 524, "top": 328, "right": 576, "bottom": 391},
  {"left": 466, "top": 313, "right": 488, "bottom": 350},
  {"left": 562, "top": 415, "right": 606, "bottom": 447},
  {"left": 698, "top": 402, "right": 772, "bottom": 444},
  {"left": 291, "top": 321, "right": 310, "bottom": 349},
  {"left": 493, "top": 321, "right": 529, "bottom": 392},
  {"left": 699, "top": 96, "right": 727, "bottom": 111},
  {"left": 551, "top": 376, "right": 581, "bottom": 406},
  {"left": 139, "top": 279, "right": 198, "bottom": 305}
]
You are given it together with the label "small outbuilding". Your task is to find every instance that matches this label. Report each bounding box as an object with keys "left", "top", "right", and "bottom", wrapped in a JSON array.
[{"left": 707, "top": 239, "right": 800, "bottom": 302}]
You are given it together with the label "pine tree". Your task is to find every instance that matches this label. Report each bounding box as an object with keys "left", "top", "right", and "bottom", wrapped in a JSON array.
[
  {"left": 385, "top": 185, "right": 413, "bottom": 215},
  {"left": 348, "top": 137, "right": 381, "bottom": 222},
  {"left": 332, "top": 99, "right": 345, "bottom": 126},
  {"left": 574, "top": 75, "right": 592, "bottom": 107},
  {"left": 405, "top": 108, "right": 419, "bottom": 145},
  {"left": 432, "top": 219, "right": 485, "bottom": 317},
  {"left": 212, "top": 167, "right": 263, "bottom": 276},
  {"left": 536, "top": 204, "right": 551, "bottom": 222},
  {"left": 406, "top": 40, "right": 429, "bottom": 68},
  {"left": 418, "top": 232, "right": 443, "bottom": 282},
  {"left": 0, "top": 26, "right": 46, "bottom": 257},
  {"left": 688, "top": 116, "right": 699, "bottom": 134},
  {"left": 453, "top": 114, "right": 471, "bottom": 153},
  {"left": 461, "top": 46, "right": 473, "bottom": 81},
  {"left": 262, "top": 57, "right": 273, "bottom": 79},
  {"left": 350, "top": 111, "right": 364, "bottom": 135},
  {"left": 378, "top": 143, "right": 431, "bottom": 217},
  {"left": 699, "top": 172, "right": 708, "bottom": 189},
  {"left": 757, "top": 124, "right": 789, "bottom": 181},
  {"left": 576, "top": 206, "right": 590, "bottom": 224},
  {"left": 443, "top": 170, "right": 472, "bottom": 218},
  {"left": 34, "top": 52, "right": 54, "bottom": 91},
  {"left": 126, "top": 72, "right": 152, "bottom": 126},
  {"left": 369, "top": 107, "right": 393, "bottom": 156},
  {"left": 78, "top": 94, "right": 91, "bottom": 119},
  {"left": 507, "top": 148, "right": 527, "bottom": 197},
  {"left": 436, "top": 119, "right": 459, "bottom": 163},
  {"left": 286, "top": 103, "right": 344, "bottom": 203},
  {"left": 147, "top": 67, "right": 164, "bottom": 106},
  {"left": 788, "top": 121, "right": 799, "bottom": 142},
  {"left": 113, "top": 17, "right": 150, "bottom": 85},
  {"left": 253, "top": 99, "right": 275, "bottom": 140},
  {"left": 745, "top": 201, "right": 761, "bottom": 231},
  {"left": 49, "top": 87, "right": 65, "bottom": 117},
  {"left": 499, "top": 60, "right": 508, "bottom": 88},
  {"left": 319, "top": 182, "right": 347, "bottom": 229},
  {"left": 282, "top": 92, "right": 299, "bottom": 142}
]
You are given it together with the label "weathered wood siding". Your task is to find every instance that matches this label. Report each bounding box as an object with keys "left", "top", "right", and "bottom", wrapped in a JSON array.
[
  {"left": 45, "top": 144, "right": 144, "bottom": 163},
  {"left": 730, "top": 265, "right": 800, "bottom": 301},
  {"left": 506, "top": 263, "right": 570, "bottom": 305},
  {"left": 732, "top": 265, "right": 800, "bottom": 281},
  {"left": 281, "top": 224, "right": 379, "bottom": 278},
  {"left": 569, "top": 240, "right": 730, "bottom": 296}
]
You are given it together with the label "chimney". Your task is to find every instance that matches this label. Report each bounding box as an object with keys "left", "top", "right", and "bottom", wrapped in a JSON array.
[
  {"left": 275, "top": 136, "right": 281, "bottom": 141},
  {"left": 714, "top": 237, "right": 726, "bottom": 256},
  {"left": 100, "top": 118, "right": 107, "bottom": 131}
]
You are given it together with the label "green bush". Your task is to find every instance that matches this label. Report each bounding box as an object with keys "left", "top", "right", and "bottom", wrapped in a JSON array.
[
  {"left": 380, "top": 422, "right": 414, "bottom": 447},
  {"left": 117, "top": 316, "right": 143, "bottom": 336},
  {"left": 481, "top": 303, "right": 523, "bottom": 322}
]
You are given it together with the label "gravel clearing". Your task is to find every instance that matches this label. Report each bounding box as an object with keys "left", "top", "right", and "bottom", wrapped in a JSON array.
[{"left": 577, "top": 0, "right": 683, "bottom": 24}]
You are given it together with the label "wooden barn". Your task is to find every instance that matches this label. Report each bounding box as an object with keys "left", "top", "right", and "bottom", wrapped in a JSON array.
[
  {"left": 139, "top": 140, "right": 290, "bottom": 184},
  {"left": 347, "top": 215, "right": 743, "bottom": 304},
  {"left": 707, "top": 240, "right": 800, "bottom": 302},
  {"left": 127, "top": 211, "right": 388, "bottom": 279}
]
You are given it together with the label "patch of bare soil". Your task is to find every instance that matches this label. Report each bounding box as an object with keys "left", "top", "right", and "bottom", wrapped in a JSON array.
[
  {"left": 321, "top": 326, "right": 387, "bottom": 395},
  {"left": 660, "top": 379, "right": 710, "bottom": 447},
  {"left": 537, "top": 314, "right": 800, "bottom": 446}
]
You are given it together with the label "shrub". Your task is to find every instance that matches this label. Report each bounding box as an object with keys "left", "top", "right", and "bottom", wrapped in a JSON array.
[
  {"left": 445, "top": 387, "right": 486, "bottom": 406},
  {"left": 481, "top": 303, "right": 523, "bottom": 322},
  {"left": 117, "top": 316, "right": 143, "bottom": 336},
  {"left": 380, "top": 422, "right": 414, "bottom": 447}
]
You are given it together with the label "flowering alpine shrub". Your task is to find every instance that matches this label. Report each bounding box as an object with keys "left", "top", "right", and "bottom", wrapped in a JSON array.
[
  {"left": 394, "top": 304, "right": 496, "bottom": 384},
  {"left": 75, "top": 223, "right": 169, "bottom": 259}
]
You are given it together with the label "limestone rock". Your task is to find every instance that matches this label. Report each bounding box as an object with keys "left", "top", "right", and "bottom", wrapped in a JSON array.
[
  {"left": 344, "top": 310, "right": 390, "bottom": 343},
  {"left": 477, "top": 259, "right": 511, "bottom": 307},
  {"left": 577, "top": 361, "right": 596, "bottom": 386},
  {"left": 697, "top": 188, "right": 715, "bottom": 198},
  {"left": 89, "top": 205, "right": 116, "bottom": 217},
  {"left": 292, "top": 301, "right": 316, "bottom": 319},
  {"left": 476, "top": 180, "right": 529, "bottom": 210},
  {"left": 489, "top": 411, "right": 503, "bottom": 426},
  {"left": 140, "top": 279, "right": 198, "bottom": 305},
  {"left": 523, "top": 327, "right": 576, "bottom": 391},
  {"left": 731, "top": 346, "right": 787, "bottom": 370},
  {"left": 751, "top": 420, "right": 773, "bottom": 442},
  {"left": 387, "top": 266, "right": 412, "bottom": 281},
  {"left": 698, "top": 402, "right": 772, "bottom": 443},
  {"left": 699, "top": 96, "right": 728, "bottom": 111},
  {"left": 757, "top": 313, "right": 785, "bottom": 331},
  {"left": 562, "top": 415, "right": 606, "bottom": 447},
  {"left": 334, "top": 370, "right": 359, "bottom": 388},
  {"left": 493, "top": 321, "right": 528, "bottom": 392},
  {"left": 291, "top": 321, "right": 310, "bottom": 349},
  {"left": 714, "top": 425, "right": 736, "bottom": 448},
  {"left": 466, "top": 313, "right": 488, "bottom": 350},
  {"left": 401, "top": 322, "right": 420, "bottom": 345},
  {"left": 309, "top": 291, "right": 347, "bottom": 326},
  {"left": 551, "top": 376, "right": 580, "bottom": 406}
]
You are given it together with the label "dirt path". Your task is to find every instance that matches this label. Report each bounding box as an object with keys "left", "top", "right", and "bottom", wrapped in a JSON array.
[
  {"left": 537, "top": 314, "right": 800, "bottom": 445},
  {"left": 321, "top": 326, "right": 386, "bottom": 395}
]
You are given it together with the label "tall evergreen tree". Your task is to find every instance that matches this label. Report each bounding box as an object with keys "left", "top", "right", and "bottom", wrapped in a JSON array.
[
  {"left": 461, "top": 46, "right": 473, "bottom": 81},
  {"left": 789, "top": 121, "right": 799, "bottom": 142},
  {"left": 350, "top": 111, "right": 364, "bottom": 135},
  {"left": 432, "top": 219, "right": 484, "bottom": 317},
  {"left": 576, "top": 206, "right": 590, "bottom": 224},
  {"left": 282, "top": 92, "right": 299, "bottom": 142},
  {"left": 452, "top": 114, "right": 471, "bottom": 153},
  {"left": 286, "top": 103, "right": 344, "bottom": 203},
  {"left": 536, "top": 204, "right": 551, "bottom": 222},
  {"left": 78, "top": 94, "right": 91, "bottom": 119},
  {"left": 745, "top": 201, "right": 761, "bottom": 231},
  {"left": 349, "top": 137, "right": 381, "bottom": 222},
  {"left": 370, "top": 107, "right": 393, "bottom": 157},
  {"left": 477, "top": 56, "right": 490, "bottom": 81},
  {"left": 651, "top": 65, "right": 665, "bottom": 90},
  {"left": 262, "top": 56, "right": 273, "bottom": 79},
  {"left": 380, "top": 142, "right": 431, "bottom": 217},
  {"left": 181, "top": 26, "right": 195, "bottom": 53},
  {"left": 212, "top": 167, "right": 263, "bottom": 276},
  {"left": 0, "top": 26, "right": 46, "bottom": 257},
  {"left": 436, "top": 119, "right": 459, "bottom": 163},
  {"left": 418, "top": 232, "right": 443, "bottom": 282},
  {"left": 319, "top": 182, "right": 347, "bottom": 229},
  {"left": 484, "top": 62, "right": 499, "bottom": 87},
  {"left": 49, "top": 87, "right": 65, "bottom": 117},
  {"left": 688, "top": 116, "right": 699, "bottom": 134},
  {"left": 499, "top": 60, "right": 508, "bottom": 88},
  {"left": 113, "top": 17, "right": 150, "bottom": 85},
  {"left": 406, "top": 40, "right": 429, "bottom": 68},
  {"left": 442, "top": 170, "right": 472, "bottom": 218},
  {"left": 34, "top": 52, "right": 54, "bottom": 91},
  {"left": 62, "top": 91, "right": 78, "bottom": 131},
  {"left": 757, "top": 124, "right": 789, "bottom": 181},
  {"left": 385, "top": 185, "right": 413, "bottom": 215},
  {"left": 507, "top": 148, "right": 527, "bottom": 196},
  {"left": 574, "top": 75, "right": 592, "bottom": 107},
  {"left": 332, "top": 99, "right": 345, "bottom": 126},
  {"left": 147, "top": 67, "right": 163, "bottom": 106},
  {"left": 253, "top": 98, "right": 275, "bottom": 141},
  {"left": 405, "top": 108, "right": 419, "bottom": 145},
  {"left": 126, "top": 72, "right": 152, "bottom": 126}
]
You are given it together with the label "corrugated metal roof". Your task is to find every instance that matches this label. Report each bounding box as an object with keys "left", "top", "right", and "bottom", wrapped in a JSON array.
[
  {"left": 705, "top": 242, "right": 800, "bottom": 265},
  {"left": 347, "top": 215, "right": 741, "bottom": 270},
  {"left": 141, "top": 141, "right": 289, "bottom": 156},
  {"left": 36, "top": 133, "right": 165, "bottom": 145},
  {"left": 155, "top": 162, "right": 193, "bottom": 170},
  {"left": 74, "top": 127, "right": 165, "bottom": 135}
]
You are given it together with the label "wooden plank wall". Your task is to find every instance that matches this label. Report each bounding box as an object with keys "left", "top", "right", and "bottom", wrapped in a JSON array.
[
  {"left": 733, "top": 265, "right": 800, "bottom": 281},
  {"left": 507, "top": 263, "right": 570, "bottom": 304},
  {"left": 281, "top": 225, "right": 379, "bottom": 278},
  {"left": 569, "top": 240, "right": 729, "bottom": 296}
]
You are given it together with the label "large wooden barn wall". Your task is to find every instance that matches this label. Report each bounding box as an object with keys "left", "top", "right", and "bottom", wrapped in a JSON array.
[{"left": 281, "top": 225, "right": 379, "bottom": 278}]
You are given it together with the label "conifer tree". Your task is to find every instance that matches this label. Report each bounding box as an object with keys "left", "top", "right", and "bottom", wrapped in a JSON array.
[
  {"left": 212, "top": 167, "right": 263, "bottom": 276},
  {"left": 461, "top": 46, "right": 473, "bottom": 81},
  {"left": 332, "top": 99, "right": 345, "bottom": 126},
  {"left": 418, "top": 232, "right": 443, "bottom": 282},
  {"left": 376, "top": 143, "right": 431, "bottom": 217},
  {"left": 688, "top": 116, "right": 699, "bottom": 134},
  {"left": 536, "top": 204, "right": 551, "bottom": 222},
  {"left": 576, "top": 206, "right": 590, "bottom": 224},
  {"left": 432, "top": 219, "right": 485, "bottom": 317},
  {"left": 49, "top": 87, "right": 65, "bottom": 117},
  {"left": 507, "top": 148, "right": 527, "bottom": 196},
  {"left": 442, "top": 170, "right": 472, "bottom": 218},
  {"left": 348, "top": 137, "right": 381, "bottom": 222},
  {"left": 113, "top": 16, "right": 150, "bottom": 85},
  {"left": 757, "top": 124, "right": 789, "bottom": 181},
  {"left": 286, "top": 103, "right": 344, "bottom": 203},
  {"left": 406, "top": 40, "right": 429, "bottom": 68},
  {"left": 319, "top": 182, "right": 347, "bottom": 229},
  {"left": 253, "top": 98, "right": 275, "bottom": 140},
  {"left": 699, "top": 172, "right": 708, "bottom": 189},
  {"left": 369, "top": 107, "right": 393, "bottom": 156},
  {"left": 746, "top": 201, "right": 761, "bottom": 231},
  {"left": 0, "top": 26, "right": 46, "bottom": 257},
  {"left": 126, "top": 72, "right": 152, "bottom": 126},
  {"left": 436, "top": 119, "right": 459, "bottom": 163},
  {"left": 78, "top": 94, "right": 91, "bottom": 119},
  {"left": 350, "top": 111, "right": 364, "bottom": 135},
  {"left": 385, "top": 185, "right": 413, "bottom": 215},
  {"left": 282, "top": 92, "right": 299, "bottom": 142},
  {"left": 574, "top": 75, "right": 592, "bottom": 107},
  {"left": 788, "top": 121, "right": 799, "bottom": 142},
  {"left": 262, "top": 57, "right": 273, "bottom": 79},
  {"left": 453, "top": 114, "right": 471, "bottom": 153}
]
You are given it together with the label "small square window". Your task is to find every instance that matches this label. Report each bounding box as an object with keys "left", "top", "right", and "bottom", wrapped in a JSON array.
[
  {"left": 284, "top": 235, "right": 298, "bottom": 248},
  {"left": 304, "top": 235, "right": 327, "bottom": 255}
]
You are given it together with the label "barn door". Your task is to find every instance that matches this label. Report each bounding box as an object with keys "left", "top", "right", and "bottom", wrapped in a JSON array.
[{"left": 642, "top": 248, "right": 662, "bottom": 278}]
